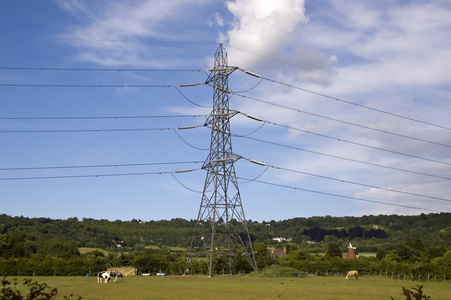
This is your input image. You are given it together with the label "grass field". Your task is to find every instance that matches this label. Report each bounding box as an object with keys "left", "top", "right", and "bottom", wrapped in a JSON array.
[
  {"left": 78, "top": 248, "right": 109, "bottom": 255},
  {"left": 8, "top": 275, "right": 450, "bottom": 299}
]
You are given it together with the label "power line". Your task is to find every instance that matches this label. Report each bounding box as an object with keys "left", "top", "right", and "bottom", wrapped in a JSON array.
[
  {"left": 227, "top": 44, "right": 451, "bottom": 111},
  {"left": 0, "top": 66, "right": 206, "bottom": 72},
  {"left": 172, "top": 129, "right": 209, "bottom": 151},
  {"left": 0, "top": 114, "right": 208, "bottom": 120},
  {"left": 0, "top": 161, "right": 203, "bottom": 171},
  {"left": 174, "top": 86, "right": 212, "bottom": 108},
  {"left": 245, "top": 160, "right": 451, "bottom": 203},
  {"left": 234, "top": 134, "right": 451, "bottom": 181},
  {"left": 235, "top": 96, "right": 451, "bottom": 148},
  {"left": 237, "top": 176, "right": 448, "bottom": 213},
  {"left": 0, "top": 83, "right": 188, "bottom": 88},
  {"left": 0, "top": 125, "right": 205, "bottom": 133},
  {"left": 1, "top": 162, "right": 445, "bottom": 213},
  {"left": 0, "top": 169, "right": 200, "bottom": 181},
  {"left": 258, "top": 76, "right": 451, "bottom": 131},
  {"left": 259, "top": 119, "right": 451, "bottom": 166}
]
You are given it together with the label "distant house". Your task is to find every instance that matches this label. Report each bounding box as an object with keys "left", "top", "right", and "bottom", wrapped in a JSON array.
[
  {"left": 271, "top": 246, "right": 288, "bottom": 258},
  {"left": 272, "top": 237, "right": 292, "bottom": 243}
]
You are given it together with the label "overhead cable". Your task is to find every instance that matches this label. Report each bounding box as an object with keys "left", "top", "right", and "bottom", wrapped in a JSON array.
[
  {"left": 237, "top": 176, "right": 448, "bottom": 213},
  {"left": 0, "top": 161, "right": 203, "bottom": 171},
  {"left": 258, "top": 76, "right": 451, "bottom": 131},
  {"left": 0, "top": 114, "right": 208, "bottom": 120},
  {"left": 0, "top": 124, "right": 205, "bottom": 133},
  {"left": 227, "top": 44, "right": 451, "bottom": 111},
  {"left": 241, "top": 158, "right": 451, "bottom": 203},
  {"left": 0, "top": 66, "right": 206, "bottom": 72},
  {"left": 260, "top": 119, "right": 451, "bottom": 166},
  {"left": 0, "top": 83, "right": 204, "bottom": 88},
  {"left": 234, "top": 134, "right": 451, "bottom": 181},
  {"left": 174, "top": 86, "right": 212, "bottom": 108},
  {"left": 0, "top": 169, "right": 200, "bottom": 181},
  {"left": 234, "top": 95, "right": 451, "bottom": 148}
]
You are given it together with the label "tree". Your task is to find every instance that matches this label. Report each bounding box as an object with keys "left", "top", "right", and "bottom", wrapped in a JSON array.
[
  {"left": 252, "top": 242, "right": 272, "bottom": 270},
  {"left": 325, "top": 242, "right": 342, "bottom": 258},
  {"left": 376, "top": 248, "right": 386, "bottom": 260},
  {"left": 1, "top": 277, "right": 58, "bottom": 300}
]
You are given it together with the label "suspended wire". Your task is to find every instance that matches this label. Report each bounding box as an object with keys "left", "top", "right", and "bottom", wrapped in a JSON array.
[
  {"left": 260, "top": 119, "right": 451, "bottom": 167},
  {"left": 232, "top": 77, "right": 264, "bottom": 93},
  {"left": 0, "top": 161, "right": 203, "bottom": 171},
  {"left": 237, "top": 122, "right": 266, "bottom": 137},
  {"left": 174, "top": 86, "right": 212, "bottom": 108},
  {"left": 0, "top": 125, "right": 205, "bottom": 133},
  {"left": 0, "top": 66, "right": 207, "bottom": 72},
  {"left": 172, "top": 129, "right": 209, "bottom": 151},
  {"left": 226, "top": 44, "right": 451, "bottom": 111},
  {"left": 233, "top": 93, "right": 451, "bottom": 148},
  {"left": 234, "top": 134, "right": 451, "bottom": 181},
  {"left": 258, "top": 76, "right": 451, "bottom": 131},
  {"left": 0, "top": 83, "right": 178, "bottom": 88},
  {"left": 237, "top": 166, "right": 270, "bottom": 184},
  {"left": 245, "top": 160, "right": 451, "bottom": 203},
  {"left": 170, "top": 172, "right": 203, "bottom": 193},
  {"left": 0, "top": 114, "right": 208, "bottom": 120},
  {"left": 1, "top": 160, "right": 444, "bottom": 212},
  {"left": 236, "top": 176, "right": 448, "bottom": 213},
  {"left": 0, "top": 35, "right": 214, "bottom": 43},
  {"left": 0, "top": 169, "right": 200, "bottom": 181}
]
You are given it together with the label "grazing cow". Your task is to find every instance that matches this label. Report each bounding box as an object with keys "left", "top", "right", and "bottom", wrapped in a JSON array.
[{"left": 346, "top": 270, "right": 359, "bottom": 280}]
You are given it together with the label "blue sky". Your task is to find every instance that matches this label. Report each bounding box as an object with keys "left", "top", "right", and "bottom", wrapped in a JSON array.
[{"left": 1, "top": 0, "right": 450, "bottom": 222}]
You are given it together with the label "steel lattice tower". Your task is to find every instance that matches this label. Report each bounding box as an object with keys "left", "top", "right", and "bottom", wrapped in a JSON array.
[{"left": 185, "top": 44, "right": 258, "bottom": 277}]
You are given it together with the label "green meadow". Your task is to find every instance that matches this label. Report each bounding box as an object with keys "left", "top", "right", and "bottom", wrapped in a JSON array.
[{"left": 8, "top": 275, "right": 450, "bottom": 300}]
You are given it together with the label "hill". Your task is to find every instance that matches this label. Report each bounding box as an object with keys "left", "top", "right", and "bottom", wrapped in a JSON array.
[{"left": 1, "top": 213, "right": 450, "bottom": 253}]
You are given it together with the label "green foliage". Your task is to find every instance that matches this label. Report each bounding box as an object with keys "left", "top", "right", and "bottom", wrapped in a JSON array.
[
  {"left": 132, "top": 253, "right": 168, "bottom": 274},
  {"left": 325, "top": 242, "right": 342, "bottom": 258},
  {"left": 259, "top": 264, "right": 301, "bottom": 277},
  {"left": 0, "top": 214, "right": 450, "bottom": 277},
  {"left": 390, "top": 285, "right": 431, "bottom": 300},
  {"left": 1, "top": 277, "right": 58, "bottom": 300}
]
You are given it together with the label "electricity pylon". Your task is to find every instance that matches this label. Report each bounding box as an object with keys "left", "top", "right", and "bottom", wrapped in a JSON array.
[{"left": 185, "top": 44, "right": 258, "bottom": 277}]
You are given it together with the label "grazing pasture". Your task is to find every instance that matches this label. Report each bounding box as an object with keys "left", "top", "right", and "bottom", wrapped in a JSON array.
[{"left": 9, "top": 275, "right": 450, "bottom": 299}]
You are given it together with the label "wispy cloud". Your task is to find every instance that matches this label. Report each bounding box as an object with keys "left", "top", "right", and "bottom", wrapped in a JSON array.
[{"left": 57, "top": 0, "right": 212, "bottom": 66}]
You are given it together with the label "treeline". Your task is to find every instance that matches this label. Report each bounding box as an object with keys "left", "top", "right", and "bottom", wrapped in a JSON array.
[
  {"left": 1, "top": 213, "right": 450, "bottom": 252},
  {"left": 0, "top": 213, "right": 450, "bottom": 278},
  {"left": 302, "top": 226, "right": 387, "bottom": 242}
]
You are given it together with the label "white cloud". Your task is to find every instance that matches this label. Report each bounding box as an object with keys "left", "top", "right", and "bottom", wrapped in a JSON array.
[
  {"left": 58, "top": 0, "right": 211, "bottom": 66},
  {"left": 208, "top": 12, "right": 225, "bottom": 27},
  {"left": 218, "top": 0, "right": 451, "bottom": 216},
  {"left": 222, "top": 0, "right": 316, "bottom": 71}
]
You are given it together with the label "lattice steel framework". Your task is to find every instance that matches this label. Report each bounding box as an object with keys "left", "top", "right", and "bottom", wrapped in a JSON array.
[{"left": 185, "top": 44, "right": 258, "bottom": 277}]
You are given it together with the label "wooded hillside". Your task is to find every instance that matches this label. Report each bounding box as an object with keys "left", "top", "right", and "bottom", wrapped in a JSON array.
[
  {"left": 1, "top": 213, "right": 450, "bottom": 253},
  {"left": 1, "top": 213, "right": 450, "bottom": 277}
]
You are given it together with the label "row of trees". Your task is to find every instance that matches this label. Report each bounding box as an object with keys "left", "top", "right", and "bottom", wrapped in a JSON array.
[
  {"left": 1, "top": 213, "right": 450, "bottom": 278},
  {"left": 2, "top": 213, "right": 450, "bottom": 252},
  {"left": 0, "top": 234, "right": 450, "bottom": 279}
]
